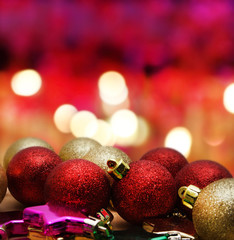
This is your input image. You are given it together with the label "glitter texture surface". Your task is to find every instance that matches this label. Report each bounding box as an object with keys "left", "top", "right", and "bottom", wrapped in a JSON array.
[
  {"left": 140, "top": 147, "right": 188, "bottom": 177},
  {"left": 193, "top": 178, "right": 234, "bottom": 240},
  {"left": 175, "top": 160, "right": 233, "bottom": 190},
  {"left": 44, "top": 159, "right": 111, "bottom": 216},
  {"left": 59, "top": 137, "right": 101, "bottom": 161},
  {"left": 3, "top": 137, "right": 53, "bottom": 169},
  {"left": 83, "top": 146, "right": 132, "bottom": 173},
  {"left": 111, "top": 160, "right": 177, "bottom": 224},
  {"left": 0, "top": 165, "right": 7, "bottom": 203},
  {"left": 7, "top": 146, "right": 62, "bottom": 206}
]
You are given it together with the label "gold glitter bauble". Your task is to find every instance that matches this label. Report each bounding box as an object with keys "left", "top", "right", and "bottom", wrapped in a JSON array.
[
  {"left": 0, "top": 165, "right": 7, "bottom": 203},
  {"left": 3, "top": 137, "right": 54, "bottom": 169},
  {"left": 193, "top": 178, "right": 234, "bottom": 240},
  {"left": 83, "top": 146, "right": 132, "bottom": 173},
  {"left": 59, "top": 137, "right": 101, "bottom": 161}
]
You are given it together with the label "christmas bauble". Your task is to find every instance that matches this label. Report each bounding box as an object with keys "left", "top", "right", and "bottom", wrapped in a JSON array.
[
  {"left": 140, "top": 147, "right": 188, "bottom": 177},
  {"left": 0, "top": 165, "right": 7, "bottom": 203},
  {"left": 192, "top": 178, "right": 234, "bottom": 240},
  {"left": 44, "top": 159, "right": 111, "bottom": 216},
  {"left": 3, "top": 137, "right": 53, "bottom": 169},
  {"left": 83, "top": 146, "right": 132, "bottom": 174},
  {"left": 59, "top": 137, "right": 101, "bottom": 161},
  {"left": 175, "top": 160, "right": 232, "bottom": 190},
  {"left": 7, "top": 146, "right": 62, "bottom": 206},
  {"left": 111, "top": 160, "right": 177, "bottom": 224}
]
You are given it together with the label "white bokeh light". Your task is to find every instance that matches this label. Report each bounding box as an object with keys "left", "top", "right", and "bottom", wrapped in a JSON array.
[
  {"left": 70, "top": 111, "right": 98, "bottom": 138},
  {"left": 11, "top": 69, "right": 42, "bottom": 96},
  {"left": 100, "top": 85, "right": 129, "bottom": 105},
  {"left": 110, "top": 109, "right": 138, "bottom": 138},
  {"left": 53, "top": 104, "right": 77, "bottom": 133},
  {"left": 223, "top": 83, "right": 234, "bottom": 114},
  {"left": 165, "top": 127, "right": 192, "bottom": 158},
  {"left": 113, "top": 116, "right": 150, "bottom": 146},
  {"left": 98, "top": 71, "right": 128, "bottom": 105}
]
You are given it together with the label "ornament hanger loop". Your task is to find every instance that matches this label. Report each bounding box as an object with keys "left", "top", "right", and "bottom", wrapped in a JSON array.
[
  {"left": 178, "top": 186, "right": 187, "bottom": 199},
  {"left": 107, "top": 158, "right": 130, "bottom": 180},
  {"left": 178, "top": 185, "right": 201, "bottom": 209}
]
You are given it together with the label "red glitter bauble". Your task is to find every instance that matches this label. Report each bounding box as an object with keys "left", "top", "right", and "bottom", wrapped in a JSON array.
[
  {"left": 7, "top": 146, "right": 62, "bottom": 206},
  {"left": 175, "top": 160, "right": 233, "bottom": 190},
  {"left": 44, "top": 159, "right": 111, "bottom": 216},
  {"left": 111, "top": 160, "right": 177, "bottom": 224},
  {"left": 140, "top": 147, "right": 188, "bottom": 178},
  {"left": 0, "top": 165, "right": 7, "bottom": 203}
]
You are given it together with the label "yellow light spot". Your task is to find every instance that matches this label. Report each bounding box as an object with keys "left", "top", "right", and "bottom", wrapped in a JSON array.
[
  {"left": 70, "top": 111, "right": 98, "bottom": 138},
  {"left": 110, "top": 109, "right": 138, "bottom": 138},
  {"left": 91, "top": 119, "right": 115, "bottom": 146},
  {"left": 133, "top": 117, "right": 150, "bottom": 146},
  {"left": 114, "top": 116, "right": 150, "bottom": 146},
  {"left": 98, "top": 71, "right": 128, "bottom": 105},
  {"left": 53, "top": 104, "right": 77, "bottom": 133},
  {"left": 11, "top": 69, "right": 42, "bottom": 96},
  {"left": 223, "top": 83, "right": 234, "bottom": 113},
  {"left": 165, "top": 127, "right": 192, "bottom": 158}
]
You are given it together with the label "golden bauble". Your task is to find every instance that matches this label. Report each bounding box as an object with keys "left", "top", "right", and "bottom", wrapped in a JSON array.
[
  {"left": 3, "top": 137, "right": 54, "bottom": 169},
  {"left": 59, "top": 137, "right": 102, "bottom": 161},
  {"left": 193, "top": 178, "right": 234, "bottom": 240},
  {"left": 83, "top": 145, "right": 132, "bottom": 173},
  {"left": 0, "top": 164, "right": 7, "bottom": 203}
]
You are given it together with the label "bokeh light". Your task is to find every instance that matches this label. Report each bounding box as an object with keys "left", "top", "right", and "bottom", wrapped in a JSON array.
[
  {"left": 11, "top": 69, "right": 42, "bottom": 96},
  {"left": 133, "top": 117, "right": 150, "bottom": 146},
  {"left": 110, "top": 109, "right": 138, "bottom": 138},
  {"left": 0, "top": 1, "right": 234, "bottom": 178},
  {"left": 204, "top": 135, "right": 225, "bottom": 147},
  {"left": 112, "top": 116, "right": 150, "bottom": 147},
  {"left": 223, "top": 83, "right": 234, "bottom": 114},
  {"left": 70, "top": 110, "right": 98, "bottom": 138},
  {"left": 53, "top": 104, "right": 77, "bottom": 133},
  {"left": 164, "top": 127, "right": 192, "bottom": 158},
  {"left": 98, "top": 71, "right": 128, "bottom": 105},
  {"left": 91, "top": 119, "right": 115, "bottom": 146}
]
